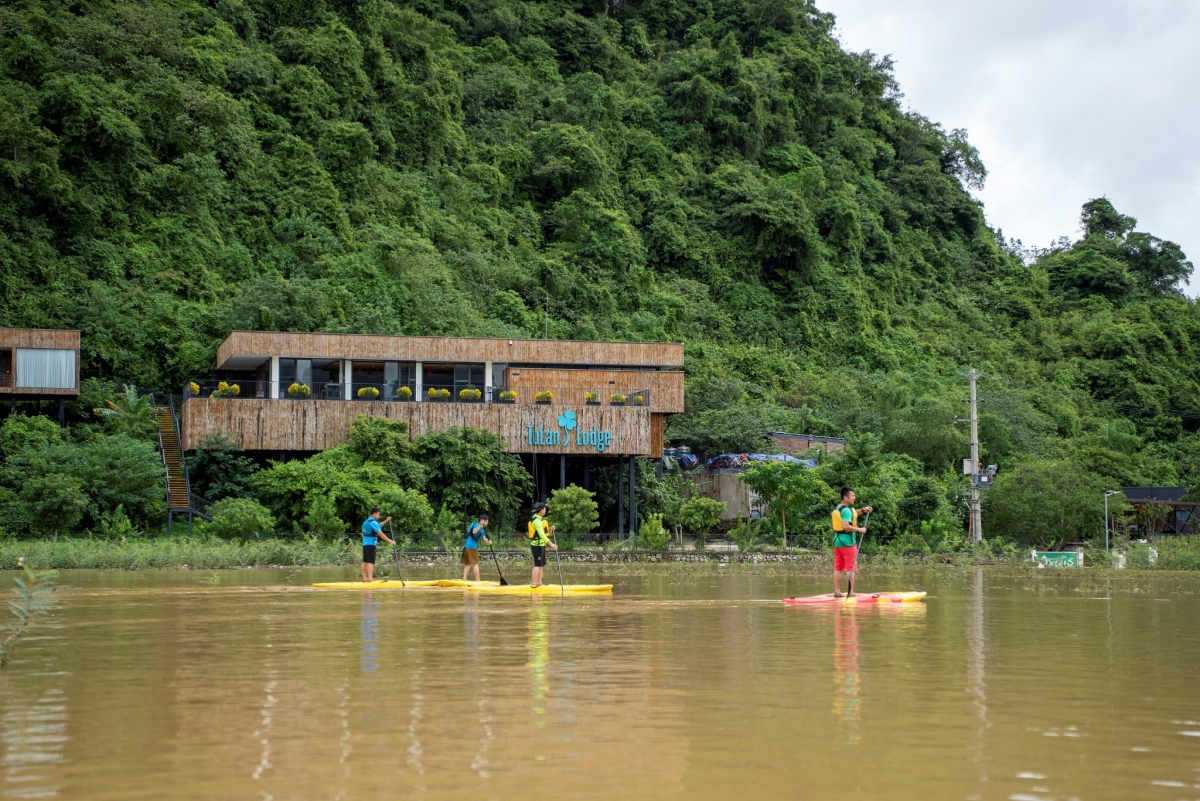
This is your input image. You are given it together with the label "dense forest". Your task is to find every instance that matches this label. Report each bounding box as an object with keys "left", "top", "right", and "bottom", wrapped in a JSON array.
[{"left": 0, "top": 0, "right": 1197, "bottom": 543}]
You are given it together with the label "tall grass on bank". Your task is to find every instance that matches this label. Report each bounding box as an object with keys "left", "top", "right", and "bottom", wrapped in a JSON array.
[
  {"left": 0, "top": 537, "right": 362, "bottom": 570},
  {"left": 1127, "top": 537, "right": 1200, "bottom": 571}
]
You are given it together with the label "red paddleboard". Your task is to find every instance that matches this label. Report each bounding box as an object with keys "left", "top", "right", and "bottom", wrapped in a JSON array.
[{"left": 783, "top": 591, "right": 927, "bottom": 605}]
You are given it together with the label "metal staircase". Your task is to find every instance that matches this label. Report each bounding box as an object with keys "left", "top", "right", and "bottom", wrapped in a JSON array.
[{"left": 152, "top": 394, "right": 210, "bottom": 534}]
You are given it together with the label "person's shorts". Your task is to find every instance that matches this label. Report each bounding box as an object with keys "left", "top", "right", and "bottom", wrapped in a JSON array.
[
  {"left": 531, "top": 545, "right": 547, "bottom": 567},
  {"left": 362, "top": 544, "right": 377, "bottom": 564},
  {"left": 461, "top": 547, "right": 479, "bottom": 566},
  {"left": 834, "top": 545, "right": 857, "bottom": 572}
]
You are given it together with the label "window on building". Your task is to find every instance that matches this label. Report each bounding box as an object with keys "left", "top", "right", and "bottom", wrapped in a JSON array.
[{"left": 15, "top": 348, "right": 75, "bottom": 389}]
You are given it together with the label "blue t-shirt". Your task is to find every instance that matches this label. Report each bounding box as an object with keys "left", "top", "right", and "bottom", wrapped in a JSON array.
[
  {"left": 464, "top": 522, "right": 486, "bottom": 550},
  {"left": 362, "top": 517, "right": 383, "bottom": 546}
]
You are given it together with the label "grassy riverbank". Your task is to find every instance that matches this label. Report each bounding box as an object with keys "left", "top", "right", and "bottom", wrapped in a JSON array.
[{"left": 1, "top": 536, "right": 1198, "bottom": 572}]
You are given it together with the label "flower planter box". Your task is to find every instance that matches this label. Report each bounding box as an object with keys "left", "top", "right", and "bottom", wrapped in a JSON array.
[
  {"left": 586, "top": 400, "right": 601, "bottom": 406},
  {"left": 610, "top": 401, "right": 625, "bottom": 407},
  {"left": 535, "top": 400, "right": 552, "bottom": 405},
  {"left": 495, "top": 398, "right": 515, "bottom": 404}
]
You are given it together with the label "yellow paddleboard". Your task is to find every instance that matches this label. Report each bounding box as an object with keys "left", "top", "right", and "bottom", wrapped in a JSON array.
[
  {"left": 466, "top": 583, "right": 613, "bottom": 595},
  {"left": 312, "top": 580, "right": 443, "bottom": 589},
  {"left": 435, "top": 580, "right": 501, "bottom": 588}
]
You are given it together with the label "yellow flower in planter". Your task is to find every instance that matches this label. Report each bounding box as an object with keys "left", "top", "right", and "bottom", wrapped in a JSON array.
[
  {"left": 189, "top": 382, "right": 200, "bottom": 396},
  {"left": 610, "top": 393, "right": 626, "bottom": 404},
  {"left": 230, "top": 384, "right": 240, "bottom": 395},
  {"left": 585, "top": 391, "right": 598, "bottom": 403},
  {"left": 357, "top": 386, "right": 380, "bottom": 399},
  {"left": 396, "top": 385, "right": 413, "bottom": 399}
]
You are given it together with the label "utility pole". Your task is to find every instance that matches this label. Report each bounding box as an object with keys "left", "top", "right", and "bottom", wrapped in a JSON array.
[{"left": 967, "top": 369, "right": 983, "bottom": 543}]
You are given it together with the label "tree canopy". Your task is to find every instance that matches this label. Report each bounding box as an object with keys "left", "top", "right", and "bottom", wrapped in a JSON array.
[{"left": 0, "top": 0, "right": 1196, "bottom": 540}]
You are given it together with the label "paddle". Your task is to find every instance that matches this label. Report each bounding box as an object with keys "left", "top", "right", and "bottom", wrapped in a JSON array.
[
  {"left": 487, "top": 540, "right": 510, "bottom": 586},
  {"left": 388, "top": 521, "right": 406, "bottom": 587},
  {"left": 847, "top": 511, "right": 870, "bottom": 596},
  {"left": 551, "top": 529, "right": 564, "bottom": 597}
]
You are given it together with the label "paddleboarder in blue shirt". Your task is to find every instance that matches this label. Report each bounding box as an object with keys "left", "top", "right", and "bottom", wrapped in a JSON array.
[
  {"left": 361, "top": 508, "right": 395, "bottom": 583},
  {"left": 462, "top": 514, "right": 492, "bottom": 582}
]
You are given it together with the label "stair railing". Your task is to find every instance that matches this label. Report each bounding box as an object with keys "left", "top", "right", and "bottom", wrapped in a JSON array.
[
  {"left": 167, "top": 393, "right": 193, "bottom": 510},
  {"left": 150, "top": 394, "right": 172, "bottom": 509}
]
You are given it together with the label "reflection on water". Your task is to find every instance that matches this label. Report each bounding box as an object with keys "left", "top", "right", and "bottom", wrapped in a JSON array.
[
  {"left": 1, "top": 688, "right": 67, "bottom": 799},
  {"left": 833, "top": 610, "right": 860, "bottom": 743},
  {"left": 2, "top": 567, "right": 1200, "bottom": 800},
  {"left": 528, "top": 599, "right": 550, "bottom": 723}
]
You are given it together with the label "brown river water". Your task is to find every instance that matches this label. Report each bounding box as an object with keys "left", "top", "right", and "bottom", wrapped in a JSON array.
[{"left": 1, "top": 565, "right": 1198, "bottom": 800}]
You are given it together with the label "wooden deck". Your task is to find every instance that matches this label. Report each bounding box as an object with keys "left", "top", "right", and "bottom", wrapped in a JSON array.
[
  {"left": 216, "top": 332, "right": 684, "bottom": 370},
  {"left": 0, "top": 328, "right": 80, "bottom": 397},
  {"left": 182, "top": 398, "right": 656, "bottom": 455}
]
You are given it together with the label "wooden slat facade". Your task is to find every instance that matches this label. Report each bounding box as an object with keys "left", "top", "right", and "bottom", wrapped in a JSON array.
[
  {"left": 507, "top": 368, "right": 684, "bottom": 413},
  {"left": 182, "top": 399, "right": 654, "bottom": 455},
  {"left": 216, "top": 331, "right": 683, "bottom": 369},
  {"left": 0, "top": 328, "right": 81, "bottom": 397}
]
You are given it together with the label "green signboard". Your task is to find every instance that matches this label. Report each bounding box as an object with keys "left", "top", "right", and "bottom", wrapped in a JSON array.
[{"left": 1032, "top": 551, "right": 1084, "bottom": 567}]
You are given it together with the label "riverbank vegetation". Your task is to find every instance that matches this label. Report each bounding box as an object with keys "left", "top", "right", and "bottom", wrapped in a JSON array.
[
  {"left": 0, "top": 0, "right": 1196, "bottom": 551},
  {"left": 4, "top": 534, "right": 1200, "bottom": 572}
]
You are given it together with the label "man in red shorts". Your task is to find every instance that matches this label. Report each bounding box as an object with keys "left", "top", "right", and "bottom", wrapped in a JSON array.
[{"left": 833, "top": 487, "right": 872, "bottom": 597}]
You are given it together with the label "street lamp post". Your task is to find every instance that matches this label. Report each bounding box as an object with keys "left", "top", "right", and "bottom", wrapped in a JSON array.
[{"left": 1103, "top": 490, "right": 1121, "bottom": 551}]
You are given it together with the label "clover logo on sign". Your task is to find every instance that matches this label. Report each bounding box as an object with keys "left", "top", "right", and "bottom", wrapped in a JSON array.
[{"left": 557, "top": 410, "right": 577, "bottom": 431}]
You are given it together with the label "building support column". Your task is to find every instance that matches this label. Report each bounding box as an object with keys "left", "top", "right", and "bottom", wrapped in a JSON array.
[
  {"left": 583, "top": 457, "right": 590, "bottom": 491},
  {"left": 560, "top": 454, "right": 566, "bottom": 490},
  {"left": 629, "top": 456, "right": 637, "bottom": 538},
  {"left": 269, "top": 356, "right": 280, "bottom": 399},
  {"left": 58, "top": 398, "right": 65, "bottom": 427},
  {"left": 617, "top": 457, "right": 625, "bottom": 540}
]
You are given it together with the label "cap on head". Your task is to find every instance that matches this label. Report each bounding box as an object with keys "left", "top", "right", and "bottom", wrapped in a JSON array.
[{"left": 533, "top": 501, "right": 547, "bottom": 513}]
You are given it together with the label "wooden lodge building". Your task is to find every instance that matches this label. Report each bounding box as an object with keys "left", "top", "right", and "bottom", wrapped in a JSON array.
[
  {"left": 181, "top": 332, "right": 685, "bottom": 517},
  {"left": 0, "top": 328, "right": 81, "bottom": 425}
]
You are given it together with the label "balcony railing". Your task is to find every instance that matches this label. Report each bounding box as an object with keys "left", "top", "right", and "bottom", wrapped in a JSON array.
[{"left": 184, "top": 381, "right": 652, "bottom": 407}]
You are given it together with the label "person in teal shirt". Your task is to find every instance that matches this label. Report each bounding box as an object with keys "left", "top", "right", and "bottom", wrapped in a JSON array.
[
  {"left": 461, "top": 514, "right": 492, "bottom": 582},
  {"left": 361, "top": 507, "right": 395, "bottom": 583},
  {"left": 833, "top": 488, "right": 871, "bottom": 597}
]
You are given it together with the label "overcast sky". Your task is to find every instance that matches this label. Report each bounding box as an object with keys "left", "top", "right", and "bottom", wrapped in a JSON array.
[{"left": 819, "top": 0, "right": 1200, "bottom": 297}]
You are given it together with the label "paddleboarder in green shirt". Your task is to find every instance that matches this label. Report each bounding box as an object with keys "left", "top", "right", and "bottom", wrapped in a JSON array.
[
  {"left": 832, "top": 487, "right": 872, "bottom": 597},
  {"left": 528, "top": 502, "right": 557, "bottom": 588}
]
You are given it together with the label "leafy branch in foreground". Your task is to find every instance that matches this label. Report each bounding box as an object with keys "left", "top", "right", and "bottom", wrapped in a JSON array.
[{"left": 0, "top": 564, "right": 58, "bottom": 669}]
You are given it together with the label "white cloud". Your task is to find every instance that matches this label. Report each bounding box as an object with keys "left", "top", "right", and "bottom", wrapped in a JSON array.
[{"left": 818, "top": 0, "right": 1200, "bottom": 297}]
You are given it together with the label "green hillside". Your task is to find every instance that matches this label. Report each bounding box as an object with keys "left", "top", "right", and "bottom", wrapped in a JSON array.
[{"left": 1, "top": 0, "right": 1197, "bottom": 540}]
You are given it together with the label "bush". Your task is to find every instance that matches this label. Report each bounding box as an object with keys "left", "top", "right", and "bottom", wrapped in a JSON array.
[
  {"left": 199, "top": 498, "right": 276, "bottom": 540},
  {"left": 638, "top": 513, "right": 672, "bottom": 549},
  {"left": 728, "top": 519, "right": 762, "bottom": 552},
  {"left": 679, "top": 497, "right": 725, "bottom": 544},
  {"left": 1150, "top": 537, "right": 1200, "bottom": 571},
  {"left": 303, "top": 495, "right": 346, "bottom": 539},
  {"left": 375, "top": 486, "right": 433, "bottom": 538},
  {"left": 20, "top": 475, "right": 88, "bottom": 539},
  {"left": 549, "top": 484, "right": 599, "bottom": 539},
  {"left": 187, "top": 433, "right": 260, "bottom": 502}
]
